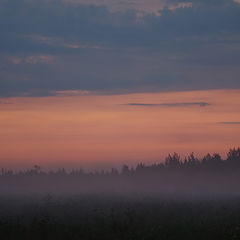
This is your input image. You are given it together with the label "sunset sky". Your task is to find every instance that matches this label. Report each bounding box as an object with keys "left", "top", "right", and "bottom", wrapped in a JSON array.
[{"left": 0, "top": 0, "right": 240, "bottom": 169}]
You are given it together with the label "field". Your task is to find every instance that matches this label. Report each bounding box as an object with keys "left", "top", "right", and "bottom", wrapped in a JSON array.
[{"left": 1, "top": 195, "right": 240, "bottom": 240}]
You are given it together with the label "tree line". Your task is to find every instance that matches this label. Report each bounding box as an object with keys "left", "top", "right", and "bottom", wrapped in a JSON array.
[{"left": 1, "top": 147, "right": 240, "bottom": 177}]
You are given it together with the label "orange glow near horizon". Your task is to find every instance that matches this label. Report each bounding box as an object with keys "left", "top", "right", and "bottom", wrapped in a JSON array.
[{"left": 0, "top": 89, "right": 240, "bottom": 170}]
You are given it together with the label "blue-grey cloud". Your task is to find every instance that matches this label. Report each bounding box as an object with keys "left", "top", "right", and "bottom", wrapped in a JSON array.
[
  {"left": 127, "top": 102, "right": 211, "bottom": 107},
  {"left": 1, "top": 0, "right": 240, "bottom": 97},
  {"left": 168, "top": 0, "right": 238, "bottom": 6},
  {"left": 1, "top": 0, "right": 240, "bottom": 49}
]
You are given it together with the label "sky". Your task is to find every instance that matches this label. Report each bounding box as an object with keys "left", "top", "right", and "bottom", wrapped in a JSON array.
[{"left": 0, "top": 0, "right": 240, "bottom": 169}]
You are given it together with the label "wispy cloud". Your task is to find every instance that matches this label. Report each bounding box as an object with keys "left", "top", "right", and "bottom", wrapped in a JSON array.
[
  {"left": 219, "top": 122, "right": 240, "bottom": 125},
  {"left": 127, "top": 102, "right": 211, "bottom": 107},
  {"left": 54, "top": 90, "right": 93, "bottom": 97},
  {"left": 8, "top": 55, "right": 56, "bottom": 65},
  {"left": 28, "top": 35, "right": 110, "bottom": 50},
  {"left": 0, "top": 101, "right": 12, "bottom": 104}
]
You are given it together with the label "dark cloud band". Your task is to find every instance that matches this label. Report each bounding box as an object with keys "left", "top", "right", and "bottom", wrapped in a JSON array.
[
  {"left": 127, "top": 102, "right": 211, "bottom": 107},
  {"left": 1, "top": 0, "right": 240, "bottom": 97}
]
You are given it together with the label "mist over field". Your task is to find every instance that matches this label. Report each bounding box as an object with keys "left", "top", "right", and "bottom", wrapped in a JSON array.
[{"left": 1, "top": 148, "right": 240, "bottom": 199}]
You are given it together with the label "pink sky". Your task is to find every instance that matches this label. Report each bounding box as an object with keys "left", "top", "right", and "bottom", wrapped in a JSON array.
[{"left": 0, "top": 89, "right": 239, "bottom": 170}]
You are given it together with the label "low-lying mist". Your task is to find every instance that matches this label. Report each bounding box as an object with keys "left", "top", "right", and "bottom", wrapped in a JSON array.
[{"left": 1, "top": 148, "right": 240, "bottom": 199}]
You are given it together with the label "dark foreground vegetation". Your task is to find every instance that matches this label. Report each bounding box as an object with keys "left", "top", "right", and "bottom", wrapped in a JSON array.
[
  {"left": 1, "top": 196, "right": 240, "bottom": 240},
  {"left": 1, "top": 147, "right": 240, "bottom": 239}
]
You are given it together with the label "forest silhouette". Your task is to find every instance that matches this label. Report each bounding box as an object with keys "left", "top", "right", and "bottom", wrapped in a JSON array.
[
  {"left": 1, "top": 147, "right": 240, "bottom": 197},
  {"left": 1, "top": 147, "right": 240, "bottom": 176}
]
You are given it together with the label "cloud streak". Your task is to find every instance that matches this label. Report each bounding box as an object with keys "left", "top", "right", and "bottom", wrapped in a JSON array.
[
  {"left": 219, "top": 122, "right": 240, "bottom": 125},
  {"left": 127, "top": 102, "right": 211, "bottom": 107},
  {"left": 0, "top": 100, "right": 12, "bottom": 104},
  {"left": 8, "top": 55, "right": 56, "bottom": 65}
]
